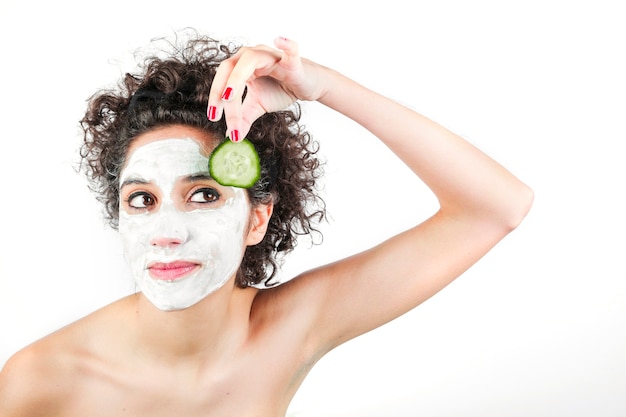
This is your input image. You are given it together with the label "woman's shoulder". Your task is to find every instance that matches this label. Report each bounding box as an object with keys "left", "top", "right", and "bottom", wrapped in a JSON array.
[
  {"left": 0, "top": 333, "right": 77, "bottom": 415},
  {"left": 0, "top": 297, "right": 133, "bottom": 414}
]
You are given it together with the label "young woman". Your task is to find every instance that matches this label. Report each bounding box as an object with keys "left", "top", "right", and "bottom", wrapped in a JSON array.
[{"left": 0, "top": 33, "right": 533, "bottom": 416}]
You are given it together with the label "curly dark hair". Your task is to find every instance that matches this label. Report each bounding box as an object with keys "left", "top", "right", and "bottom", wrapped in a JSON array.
[{"left": 79, "top": 31, "right": 325, "bottom": 287}]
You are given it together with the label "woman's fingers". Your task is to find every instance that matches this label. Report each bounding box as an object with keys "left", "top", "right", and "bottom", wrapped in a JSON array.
[
  {"left": 208, "top": 45, "right": 285, "bottom": 141},
  {"left": 274, "top": 37, "right": 300, "bottom": 71},
  {"left": 207, "top": 39, "right": 309, "bottom": 141},
  {"left": 206, "top": 53, "right": 236, "bottom": 124}
]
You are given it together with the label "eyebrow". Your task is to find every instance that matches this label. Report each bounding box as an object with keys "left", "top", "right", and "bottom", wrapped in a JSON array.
[
  {"left": 120, "top": 178, "right": 151, "bottom": 189},
  {"left": 183, "top": 173, "right": 215, "bottom": 183}
]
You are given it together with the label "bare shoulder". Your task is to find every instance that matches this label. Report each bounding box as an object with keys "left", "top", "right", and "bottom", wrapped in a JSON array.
[
  {"left": 0, "top": 336, "right": 74, "bottom": 416},
  {"left": 0, "top": 299, "right": 129, "bottom": 416}
]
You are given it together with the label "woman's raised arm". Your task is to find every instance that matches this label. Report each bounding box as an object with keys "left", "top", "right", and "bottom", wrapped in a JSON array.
[{"left": 209, "top": 37, "right": 533, "bottom": 353}]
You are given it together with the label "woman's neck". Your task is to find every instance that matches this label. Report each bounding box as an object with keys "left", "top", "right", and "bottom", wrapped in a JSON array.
[{"left": 128, "top": 283, "right": 258, "bottom": 366}]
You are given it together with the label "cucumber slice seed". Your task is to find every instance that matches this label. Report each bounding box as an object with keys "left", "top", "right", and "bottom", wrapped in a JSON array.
[{"left": 209, "top": 138, "right": 261, "bottom": 188}]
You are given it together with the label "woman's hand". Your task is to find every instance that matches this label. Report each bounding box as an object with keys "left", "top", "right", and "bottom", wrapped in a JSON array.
[{"left": 207, "top": 37, "right": 326, "bottom": 142}]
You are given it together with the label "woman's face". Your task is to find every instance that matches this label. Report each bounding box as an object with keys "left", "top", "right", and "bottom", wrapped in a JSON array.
[{"left": 118, "top": 126, "right": 251, "bottom": 311}]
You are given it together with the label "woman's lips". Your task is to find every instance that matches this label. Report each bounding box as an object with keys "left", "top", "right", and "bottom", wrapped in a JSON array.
[{"left": 147, "top": 261, "right": 200, "bottom": 281}]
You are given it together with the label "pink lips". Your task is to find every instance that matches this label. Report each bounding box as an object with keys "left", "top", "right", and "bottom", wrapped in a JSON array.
[{"left": 148, "top": 261, "right": 200, "bottom": 281}]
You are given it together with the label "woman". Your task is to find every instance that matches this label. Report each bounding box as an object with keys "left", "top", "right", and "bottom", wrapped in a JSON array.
[{"left": 0, "top": 33, "right": 533, "bottom": 416}]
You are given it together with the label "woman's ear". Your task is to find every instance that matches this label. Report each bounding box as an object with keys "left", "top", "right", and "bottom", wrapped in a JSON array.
[{"left": 245, "top": 203, "right": 274, "bottom": 246}]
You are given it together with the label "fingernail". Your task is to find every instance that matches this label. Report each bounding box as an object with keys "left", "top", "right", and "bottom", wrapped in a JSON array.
[
  {"left": 207, "top": 105, "right": 217, "bottom": 120},
  {"left": 221, "top": 87, "right": 233, "bottom": 101},
  {"left": 230, "top": 130, "right": 240, "bottom": 142}
]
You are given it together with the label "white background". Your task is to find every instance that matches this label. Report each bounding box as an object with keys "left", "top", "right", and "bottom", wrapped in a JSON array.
[{"left": 0, "top": 1, "right": 624, "bottom": 416}]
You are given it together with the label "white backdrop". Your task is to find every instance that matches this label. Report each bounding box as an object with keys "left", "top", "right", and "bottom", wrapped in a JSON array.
[{"left": 1, "top": 1, "right": 624, "bottom": 416}]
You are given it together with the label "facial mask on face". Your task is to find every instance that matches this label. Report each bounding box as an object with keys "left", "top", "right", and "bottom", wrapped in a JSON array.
[{"left": 118, "top": 138, "right": 249, "bottom": 311}]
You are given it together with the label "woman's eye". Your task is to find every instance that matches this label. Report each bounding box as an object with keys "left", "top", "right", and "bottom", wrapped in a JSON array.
[
  {"left": 127, "top": 192, "right": 155, "bottom": 209},
  {"left": 189, "top": 188, "right": 220, "bottom": 204}
]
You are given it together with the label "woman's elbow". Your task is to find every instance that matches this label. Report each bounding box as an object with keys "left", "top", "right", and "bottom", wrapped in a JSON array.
[{"left": 504, "top": 182, "right": 534, "bottom": 231}]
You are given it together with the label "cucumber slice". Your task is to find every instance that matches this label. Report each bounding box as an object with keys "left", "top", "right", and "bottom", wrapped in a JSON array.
[{"left": 209, "top": 138, "right": 261, "bottom": 188}]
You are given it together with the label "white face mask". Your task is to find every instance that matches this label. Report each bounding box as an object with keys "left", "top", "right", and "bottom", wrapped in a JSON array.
[{"left": 118, "top": 138, "right": 249, "bottom": 311}]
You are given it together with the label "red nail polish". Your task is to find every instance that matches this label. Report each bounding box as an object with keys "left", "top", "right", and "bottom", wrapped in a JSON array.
[
  {"left": 230, "top": 130, "right": 240, "bottom": 142},
  {"left": 221, "top": 87, "right": 233, "bottom": 101},
  {"left": 208, "top": 106, "right": 217, "bottom": 120}
]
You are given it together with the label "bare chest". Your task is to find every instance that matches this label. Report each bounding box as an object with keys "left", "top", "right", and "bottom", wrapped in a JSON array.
[{"left": 62, "top": 349, "right": 300, "bottom": 417}]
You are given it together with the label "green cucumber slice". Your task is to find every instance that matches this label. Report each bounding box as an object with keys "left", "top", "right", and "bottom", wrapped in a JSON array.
[{"left": 209, "top": 138, "right": 261, "bottom": 188}]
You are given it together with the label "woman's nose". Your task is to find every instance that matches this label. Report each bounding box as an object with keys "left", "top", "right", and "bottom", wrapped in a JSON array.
[{"left": 149, "top": 208, "right": 189, "bottom": 247}]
